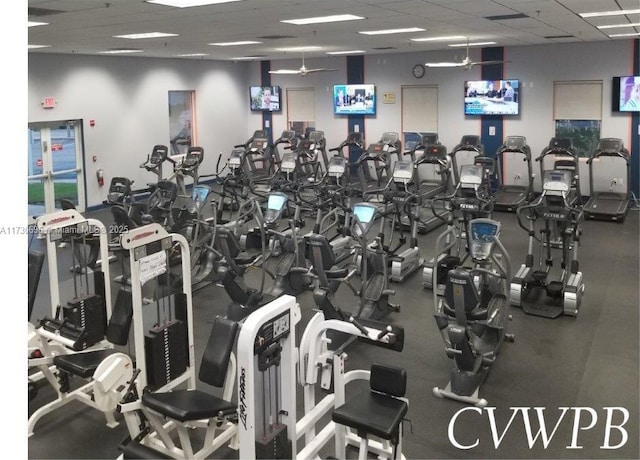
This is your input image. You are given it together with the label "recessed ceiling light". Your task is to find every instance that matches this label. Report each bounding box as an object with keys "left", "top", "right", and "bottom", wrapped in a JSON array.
[
  {"left": 411, "top": 35, "right": 466, "bottom": 42},
  {"left": 326, "top": 50, "right": 366, "bottom": 55},
  {"left": 99, "top": 49, "right": 144, "bottom": 54},
  {"left": 146, "top": 0, "right": 242, "bottom": 7},
  {"left": 209, "top": 40, "right": 262, "bottom": 46},
  {"left": 359, "top": 27, "right": 425, "bottom": 35},
  {"left": 28, "top": 44, "right": 51, "bottom": 49},
  {"left": 449, "top": 41, "right": 497, "bottom": 47},
  {"left": 114, "top": 32, "right": 179, "bottom": 39},
  {"left": 281, "top": 14, "right": 364, "bottom": 25},
  {"left": 28, "top": 21, "right": 49, "bottom": 27},
  {"left": 177, "top": 53, "right": 209, "bottom": 57},
  {"left": 276, "top": 46, "right": 322, "bottom": 51},
  {"left": 579, "top": 9, "right": 640, "bottom": 18},
  {"left": 608, "top": 32, "right": 640, "bottom": 37},
  {"left": 597, "top": 22, "right": 640, "bottom": 29}
]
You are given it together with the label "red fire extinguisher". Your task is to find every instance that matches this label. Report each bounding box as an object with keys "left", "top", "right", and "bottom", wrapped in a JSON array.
[{"left": 96, "top": 168, "right": 105, "bottom": 187}]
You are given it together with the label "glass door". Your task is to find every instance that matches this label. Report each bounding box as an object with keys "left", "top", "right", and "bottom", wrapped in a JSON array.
[{"left": 28, "top": 120, "right": 85, "bottom": 222}]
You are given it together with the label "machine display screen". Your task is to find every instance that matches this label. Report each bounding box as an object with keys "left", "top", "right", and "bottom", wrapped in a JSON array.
[
  {"left": 470, "top": 221, "right": 499, "bottom": 243},
  {"left": 192, "top": 186, "right": 210, "bottom": 203},
  {"left": 267, "top": 193, "right": 287, "bottom": 211},
  {"left": 353, "top": 204, "right": 376, "bottom": 224}
]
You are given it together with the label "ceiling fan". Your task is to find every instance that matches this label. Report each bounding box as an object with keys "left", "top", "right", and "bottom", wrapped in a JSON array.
[
  {"left": 269, "top": 53, "right": 337, "bottom": 76},
  {"left": 424, "top": 39, "right": 507, "bottom": 70}
]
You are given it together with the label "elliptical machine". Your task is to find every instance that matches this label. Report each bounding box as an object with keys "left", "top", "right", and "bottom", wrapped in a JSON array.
[
  {"left": 433, "top": 218, "right": 515, "bottom": 407},
  {"left": 510, "top": 169, "right": 585, "bottom": 318},
  {"left": 423, "top": 163, "right": 494, "bottom": 294},
  {"left": 309, "top": 202, "right": 398, "bottom": 334}
]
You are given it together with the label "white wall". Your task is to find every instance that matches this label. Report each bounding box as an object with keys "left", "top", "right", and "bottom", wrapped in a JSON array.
[
  {"left": 29, "top": 54, "right": 250, "bottom": 208},
  {"left": 29, "top": 39, "right": 635, "bottom": 207}
]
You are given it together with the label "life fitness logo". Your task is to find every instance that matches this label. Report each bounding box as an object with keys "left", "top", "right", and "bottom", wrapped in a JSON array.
[
  {"left": 131, "top": 230, "right": 156, "bottom": 241},
  {"left": 239, "top": 367, "right": 247, "bottom": 430},
  {"left": 448, "top": 406, "right": 630, "bottom": 450},
  {"left": 47, "top": 215, "right": 72, "bottom": 225}
]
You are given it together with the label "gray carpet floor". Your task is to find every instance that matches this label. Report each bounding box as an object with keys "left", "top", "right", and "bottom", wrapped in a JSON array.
[{"left": 27, "top": 204, "right": 639, "bottom": 459}]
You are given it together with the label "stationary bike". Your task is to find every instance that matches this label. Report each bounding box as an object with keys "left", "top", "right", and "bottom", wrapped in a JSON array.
[{"left": 433, "top": 218, "right": 515, "bottom": 407}]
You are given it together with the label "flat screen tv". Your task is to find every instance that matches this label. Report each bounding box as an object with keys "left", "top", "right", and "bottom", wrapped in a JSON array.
[
  {"left": 464, "top": 79, "right": 519, "bottom": 116},
  {"left": 333, "top": 84, "right": 376, "bottom": 115},
  {"left": 612, "top": 76, "right": 640, "bottom": 112},
  {"left": 250, "top": 86, "right": 281, "bottom": 112}
]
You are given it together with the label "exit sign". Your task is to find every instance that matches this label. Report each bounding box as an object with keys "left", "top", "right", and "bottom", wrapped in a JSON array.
[{"left": 42, "top": 97, "right": 56, "bottom": 109}]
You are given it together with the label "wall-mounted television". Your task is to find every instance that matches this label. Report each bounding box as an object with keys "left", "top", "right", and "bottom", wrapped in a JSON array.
[
  {"left": 612, "top": 76, "right": 640, "bottom": 112},
  {"left": 333, "top": 84, "right": 376, "bottom": 115},
  {"left": 250, "top": 86, "right": 281, "bottom": 112},
  {"left": 464, "top": 79, "right": 520, "bottom": 116}
]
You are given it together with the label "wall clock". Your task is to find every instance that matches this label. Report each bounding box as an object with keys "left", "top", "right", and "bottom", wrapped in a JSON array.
[{"left": 413, "top": 64, "right": 425, "bottom": 79}]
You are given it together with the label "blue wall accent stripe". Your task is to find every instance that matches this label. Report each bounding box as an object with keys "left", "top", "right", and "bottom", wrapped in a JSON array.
[
  {"left": 631, "top": 38, "right": 639, "bottom": 198},
  {"left": 480, "top": 47, "right": 504, "bottom": 159},
  {"left": 260, "top": 60, "right": 274, "bottom": 145},
  {"left": 347, "top": 55, "right": 365, "bottom": 172}
]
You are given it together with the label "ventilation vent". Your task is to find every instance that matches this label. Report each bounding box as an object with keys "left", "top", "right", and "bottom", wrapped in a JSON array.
[
  {"left": 28, "top": 7, "right": 65, "bottom": 16},
  {"left": 372, "top": 46, "right": 396, "bottom": 50},
  {"left": 258, "top": 35, "right": 295, "bottom": 40},
  {"left": 484, "top": 13, "right": 529, "bottom": 21},
  {"left": 544, "top": 35, "right": 575, "bottom": 39}
]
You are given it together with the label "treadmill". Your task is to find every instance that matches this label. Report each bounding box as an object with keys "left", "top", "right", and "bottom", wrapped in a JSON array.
[
  {"left": 583, "top": 138, "right": 630, "bottom": 222},
  {"left": 493, "top": 136, "right": 533, "bottom": 212},
  {"left": 404, "top": 141, "right": 450, "bottom": 234},
  {"left": 450, "top": 135, "right": 484, "bottom": 187}
]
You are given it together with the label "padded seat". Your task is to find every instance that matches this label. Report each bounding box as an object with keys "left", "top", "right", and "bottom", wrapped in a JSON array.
[
  {"left": 141, "top": 390, "right": 236, "bottom": 423},
  {"left": 140, "top": 316, "right": 238, "bottom": 422},
  {"left": 332, "top": 392, "right": 408, "bottom": 441},
  {"left": 53, "top": 348, "right": 119, "bottom": 379},
  {"left": 332, "top": 363, "right": 408, "bottom": 443}
]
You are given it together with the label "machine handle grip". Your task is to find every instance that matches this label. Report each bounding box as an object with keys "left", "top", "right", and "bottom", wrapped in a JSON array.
[{"left": 349, "top": 316, "right": 369, "bottom": 335}]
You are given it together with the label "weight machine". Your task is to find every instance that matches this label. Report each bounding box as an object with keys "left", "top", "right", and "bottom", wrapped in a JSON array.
[{"left": 237, "top": 295, "right": 408, "bottom": 460}]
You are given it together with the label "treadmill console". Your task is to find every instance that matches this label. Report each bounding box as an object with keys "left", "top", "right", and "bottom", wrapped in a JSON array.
[
  {"left": 419, "top": 144, "right": 447, "bottom": 163},
  {"left": 264, "top": 192, "right": 288, "bottom": 225},
  {"left": 505, "top": 136, "right": 527, "bottom": 150},
  {"left": 597, "top": 138, "right": 624, "bottom": 154},
  {"left": 543, "top": 170, "right": 571, "bottom": 193},
  {"left": 469, "top": 218, "right": 500, "bottom": 261},
  {"left": 249, "top": 138, "right": 269, "bottom": 152}
]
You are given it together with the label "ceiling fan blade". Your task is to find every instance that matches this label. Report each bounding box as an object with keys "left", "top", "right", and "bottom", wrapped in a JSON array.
[
  {"left": 472, "top": 60, "right": 508, "bottom": 66},
  {"left": 425, "top": 62, "right": 464, "bottom": 68},
  {"left": 304, "top": 68, "right": 338, "bottom": 73},
  {"left": 268, "top": 69, "right": 302, "bottom": 74}
]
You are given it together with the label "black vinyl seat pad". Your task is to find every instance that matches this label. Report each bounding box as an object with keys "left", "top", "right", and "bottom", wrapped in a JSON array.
[
  {"left": 332, "top": 391, "right": 408, "bottom": 441},
  {"left": 53, "top": 349, "right": 120, "bottom": 379},
  {"left": 141, "top": 390, "right": 236, "bottom": 423}
]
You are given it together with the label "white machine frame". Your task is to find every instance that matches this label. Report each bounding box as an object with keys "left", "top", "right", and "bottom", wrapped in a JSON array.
[
  {"left": 28, "top": 209, "right": 115, "bottom": 435},
  {"left": 237, "top": 295, "right": 406, "bottom": 460}
]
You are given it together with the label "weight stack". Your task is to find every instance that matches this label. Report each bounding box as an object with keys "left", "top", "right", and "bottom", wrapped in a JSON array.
[
  {"left": 63, "top": 294, "right": 107, "bottom": 349},
  {"left": 144, "top": 320, "right": 188, "bottom": 390}
]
